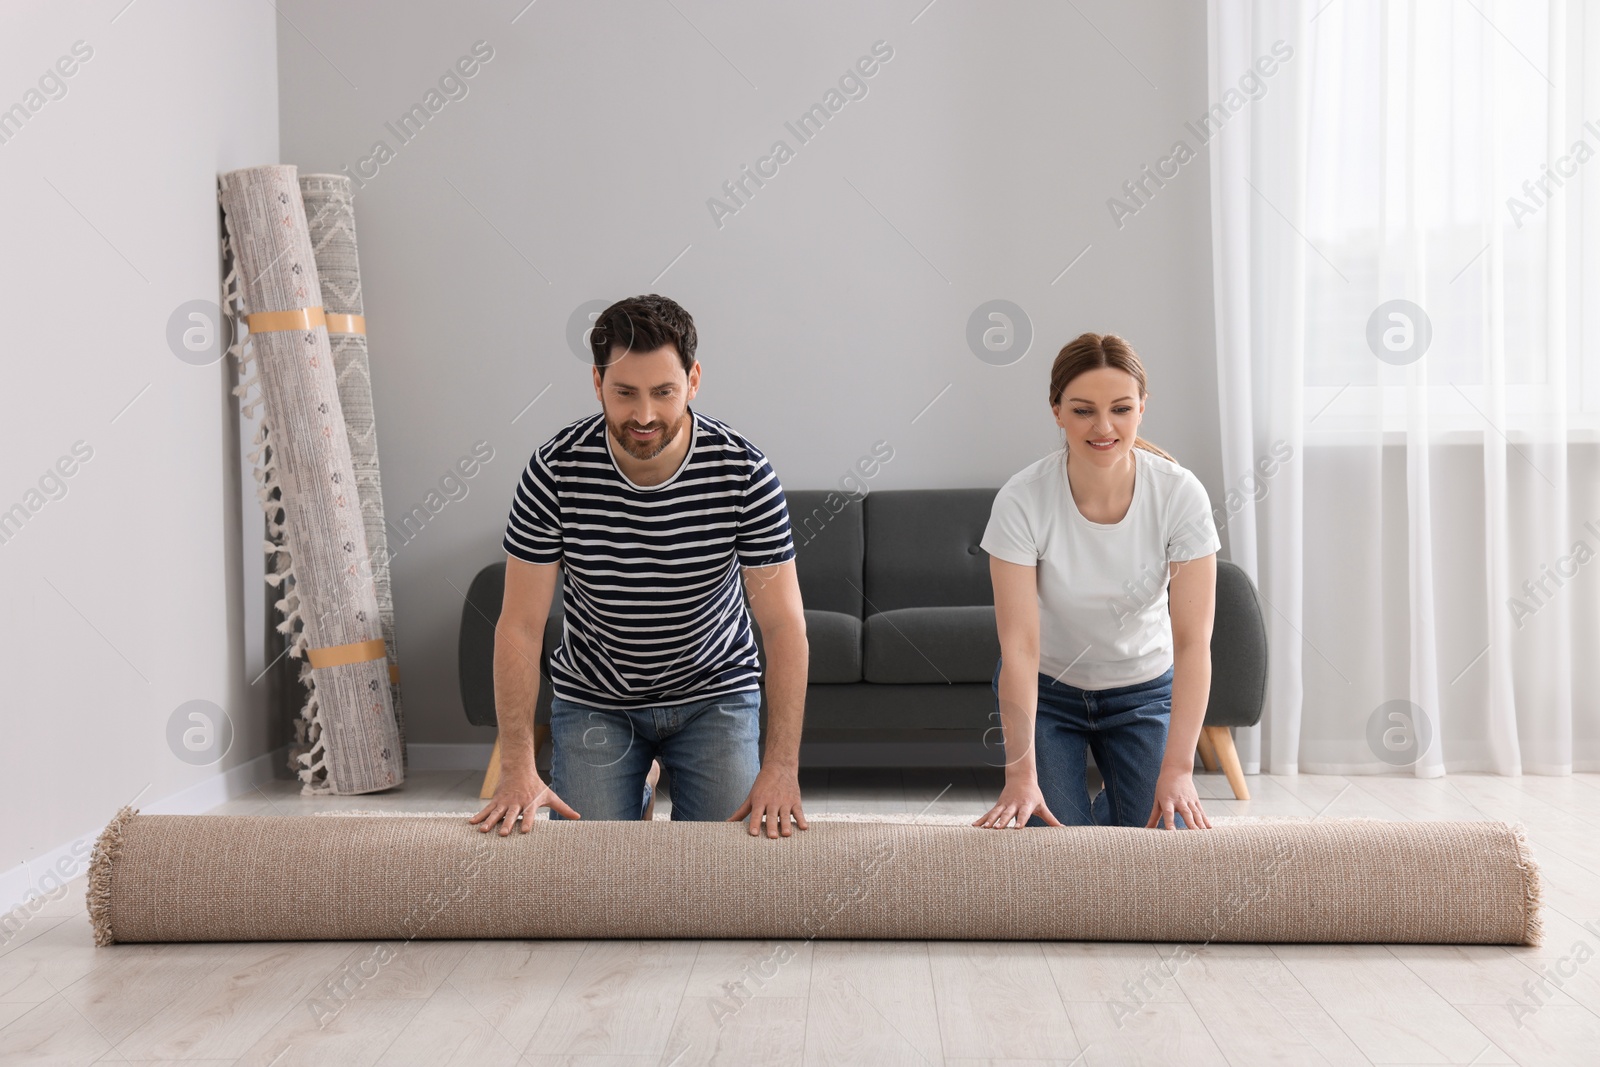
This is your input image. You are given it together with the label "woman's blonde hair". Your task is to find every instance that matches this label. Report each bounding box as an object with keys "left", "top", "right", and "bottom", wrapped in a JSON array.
[{"left": 1048, "top": 332, "right": 1175, "bottom": 462}]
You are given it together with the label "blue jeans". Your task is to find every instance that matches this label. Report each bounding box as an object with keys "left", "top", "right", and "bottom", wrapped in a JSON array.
[
  {"left": 548, "top": 688, "right": 762, "bottom": 821},
  {"left": 991, "top": 658, "right": 1186, "bottom": 829}
]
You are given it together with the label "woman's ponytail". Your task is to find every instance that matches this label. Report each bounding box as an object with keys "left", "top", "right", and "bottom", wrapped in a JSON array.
[{"left": 1132, "top": 436, "right": 1176, "bottom": 462}]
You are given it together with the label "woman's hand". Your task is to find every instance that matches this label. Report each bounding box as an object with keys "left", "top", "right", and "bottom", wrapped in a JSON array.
[
  {"left": 973, "top": 777, "right": 1063, "bottom": 829},
  {"left": 1145, "top": 768, "right": 1211, "bottom": 829}
]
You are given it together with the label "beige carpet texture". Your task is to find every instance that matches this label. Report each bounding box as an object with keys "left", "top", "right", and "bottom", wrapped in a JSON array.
[{"left": 86, "top": 807, "right": 1542, "bottom": 947}]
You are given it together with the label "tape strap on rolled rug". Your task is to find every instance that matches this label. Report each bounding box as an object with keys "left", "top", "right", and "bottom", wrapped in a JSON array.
[
  {"left": 86, "top": 807, "right": 1543, "bottom": 947},
  {"left": 305, "top": 637, "right": 388, "bottom": 669},
  {"left": 242, "top": 308, "right": 363, "bottom": 335},
  {"left": 246, "top": 307, "right": 326, "bottom": 333},
  {"left": 324, "top": 313, "right": 365, "bottom": 334},
  {"left": 302, "top": 637, "right": 398, "bottom": 682}
]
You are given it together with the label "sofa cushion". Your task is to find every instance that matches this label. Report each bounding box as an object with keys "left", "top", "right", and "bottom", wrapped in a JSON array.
[
  {"left": 864, "top": 488, "right": 998, "bottom": 611},
  {"left": 863, "top": 605, "right": 1000, "bottom": 684},
  {"left": 752, "top": 608, "right": 863, "bottom": 684}
]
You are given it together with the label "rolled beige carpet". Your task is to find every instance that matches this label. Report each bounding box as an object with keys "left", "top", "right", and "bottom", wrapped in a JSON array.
[{"left": 86, "top": 807, "right": 1541, "bottom": 947}]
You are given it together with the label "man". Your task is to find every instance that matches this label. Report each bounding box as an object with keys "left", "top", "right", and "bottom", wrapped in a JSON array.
[{"left": 471, "top": 294, "right": 810, "bottom": 839}]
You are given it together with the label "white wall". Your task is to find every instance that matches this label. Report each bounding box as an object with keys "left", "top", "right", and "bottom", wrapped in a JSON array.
[
  {"left": 275, "top": 0, "right": 1221, "bottom": 748},
  {"left": 0, "top": 2, "right": 280, "bottom": 910}
]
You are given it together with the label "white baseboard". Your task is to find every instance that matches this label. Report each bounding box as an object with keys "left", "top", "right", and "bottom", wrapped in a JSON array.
[
  {"left": 798, "top": 740, "right": 996, "bottom": 767},
  {"left": 404, "top": 741, "right": 1020, "bottom": 770},
  {"left": 1, "top": 745, "right": 287, "bottom": 930},
  {"left": 141, "top": 746, "right": 288, "bottom": 816},
  {"left": 2, "top": 744, "right": 503, "bottom": 923},
  {"left": 407, "top": 740, "right": 1001, "bottom": 770},
  {"left": 406, "top": 743, "right": 495, "bottom": 771}
]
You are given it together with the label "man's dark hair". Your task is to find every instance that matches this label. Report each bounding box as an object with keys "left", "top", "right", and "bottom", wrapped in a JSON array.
[{"left": 590, "top": 294, "right": 698, "bottom": 378}]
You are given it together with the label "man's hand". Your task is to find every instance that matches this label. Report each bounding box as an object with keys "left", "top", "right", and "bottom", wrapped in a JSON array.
[
  {"left": 469, "top": 770, "right": 580, "bottom": 835},
  {"left": 1145, "top": 769, "right": 1211, "bottom": 830},
  {"left": 728, "top": 764, "right": 808, "bottom": 839}
]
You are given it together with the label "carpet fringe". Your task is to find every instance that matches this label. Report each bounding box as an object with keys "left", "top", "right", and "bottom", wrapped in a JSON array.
[
  {"left": 1506, "top": 819, "right": 1544, "bottom": 947},
  {"left": 86, "top": 804, "right": 138, "bottom": 947}
]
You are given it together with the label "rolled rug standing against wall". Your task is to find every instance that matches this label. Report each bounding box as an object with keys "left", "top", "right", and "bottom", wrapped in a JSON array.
[
  {"left": 219, "top": 164, "right": 403, "bottom": 796},
  {"left": 298, "top": 173, "right": 406, "bottom": 776}
]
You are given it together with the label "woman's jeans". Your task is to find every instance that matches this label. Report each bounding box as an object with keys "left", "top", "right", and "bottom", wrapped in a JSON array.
[
  {"left": 547, "top": 688, "right": 762, "bottom": 821},
  {"left": 991, "top": 658, "right": 1186, "bottom": 829}
]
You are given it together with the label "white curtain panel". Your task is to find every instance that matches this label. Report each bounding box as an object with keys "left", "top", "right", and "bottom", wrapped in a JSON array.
[{"left": 1208, "top": 0, "right": 1600, "bottom": 776}]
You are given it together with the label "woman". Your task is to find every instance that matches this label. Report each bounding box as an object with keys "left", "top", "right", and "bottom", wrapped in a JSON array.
[{"left": 975, "top": 332, "right": 1219, "bottom": 831}]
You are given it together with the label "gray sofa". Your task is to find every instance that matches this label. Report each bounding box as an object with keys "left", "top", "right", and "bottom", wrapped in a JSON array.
[{"left": 459, "top": 487, "right": 1267, "bottom": 777}]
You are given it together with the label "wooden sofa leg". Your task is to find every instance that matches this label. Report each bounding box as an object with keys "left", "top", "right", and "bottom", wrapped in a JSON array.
[
  {"left": 480, "top": 724, "right": 552, "bottom": 799},
  {"left": 480, "top": 738, "right": 501, "bottom": 799},
  {"left": 1205, "top": 726, "right": 1249, "bottom": 800},
  {"left": 1195, "top": 730, "right": 1220, "bottom": 773}
]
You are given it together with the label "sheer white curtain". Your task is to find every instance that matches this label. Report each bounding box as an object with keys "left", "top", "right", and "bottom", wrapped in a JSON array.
[{"left": 1209, "top": 0, "right": 1600, "bottom": 777}]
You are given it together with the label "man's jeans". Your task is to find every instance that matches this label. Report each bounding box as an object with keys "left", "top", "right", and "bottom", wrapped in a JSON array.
[
  {"left": 992, "top": 657, "right": 1187, "bottom": 829},
  {"left": 548, "top": 688, "right": 762, "bottom": 821}
]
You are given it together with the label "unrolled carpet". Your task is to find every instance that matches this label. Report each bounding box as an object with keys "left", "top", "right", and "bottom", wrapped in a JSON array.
[
  {"left": 219, "top": 164, "right": 403, "bottom": 795},
  {"left": 86, "top": 807, "right": 1541, "bottom": 947},
  {"left": 298, "top": 173, "right": 406, "bottom": 776}
]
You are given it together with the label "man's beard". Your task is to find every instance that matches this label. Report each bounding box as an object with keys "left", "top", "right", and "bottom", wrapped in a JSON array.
[{"left": 608, "top": 409, "right": 686, "bottom": 461}]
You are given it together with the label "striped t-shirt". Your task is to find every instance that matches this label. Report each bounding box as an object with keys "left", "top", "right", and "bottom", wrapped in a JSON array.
[{"left": 502, "top": 405, "right": 797, "bottom": 710}]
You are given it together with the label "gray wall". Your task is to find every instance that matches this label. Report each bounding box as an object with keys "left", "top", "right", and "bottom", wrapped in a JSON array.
[
  {"left": 0, "top": 3, "right": 279, "bottom": 898},
  {"left": 275, "top": 0, "right": 1220, "bottom": 746}
]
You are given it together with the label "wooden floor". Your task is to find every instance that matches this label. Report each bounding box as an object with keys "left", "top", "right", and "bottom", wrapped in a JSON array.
[{"left": 3, "top": 767, "right": 1599, "bottom": 1065}]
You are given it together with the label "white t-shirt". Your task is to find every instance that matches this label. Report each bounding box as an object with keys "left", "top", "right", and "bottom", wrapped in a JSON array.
[{"left": 980, "top": 446, "right": 1220, "bottom": 691}]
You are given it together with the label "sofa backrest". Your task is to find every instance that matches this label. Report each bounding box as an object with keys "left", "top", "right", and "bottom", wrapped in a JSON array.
[
  {"left": 784, "top": 489, "right": 865, "bottom": 617},
  {"left": 864, "top": 488, "right": 999, "bottom": 612}
]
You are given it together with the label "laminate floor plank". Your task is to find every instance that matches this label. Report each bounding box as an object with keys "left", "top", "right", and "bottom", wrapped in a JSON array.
[
  {"left": 523, "top": 940, "right": 700, "bottom": 1058},
  {"left": 926, "top": 941, "right": 1080, "bottom": 1061},
  {"left": 804, "top": 940, "right": 943, "bottom": 1066}
]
